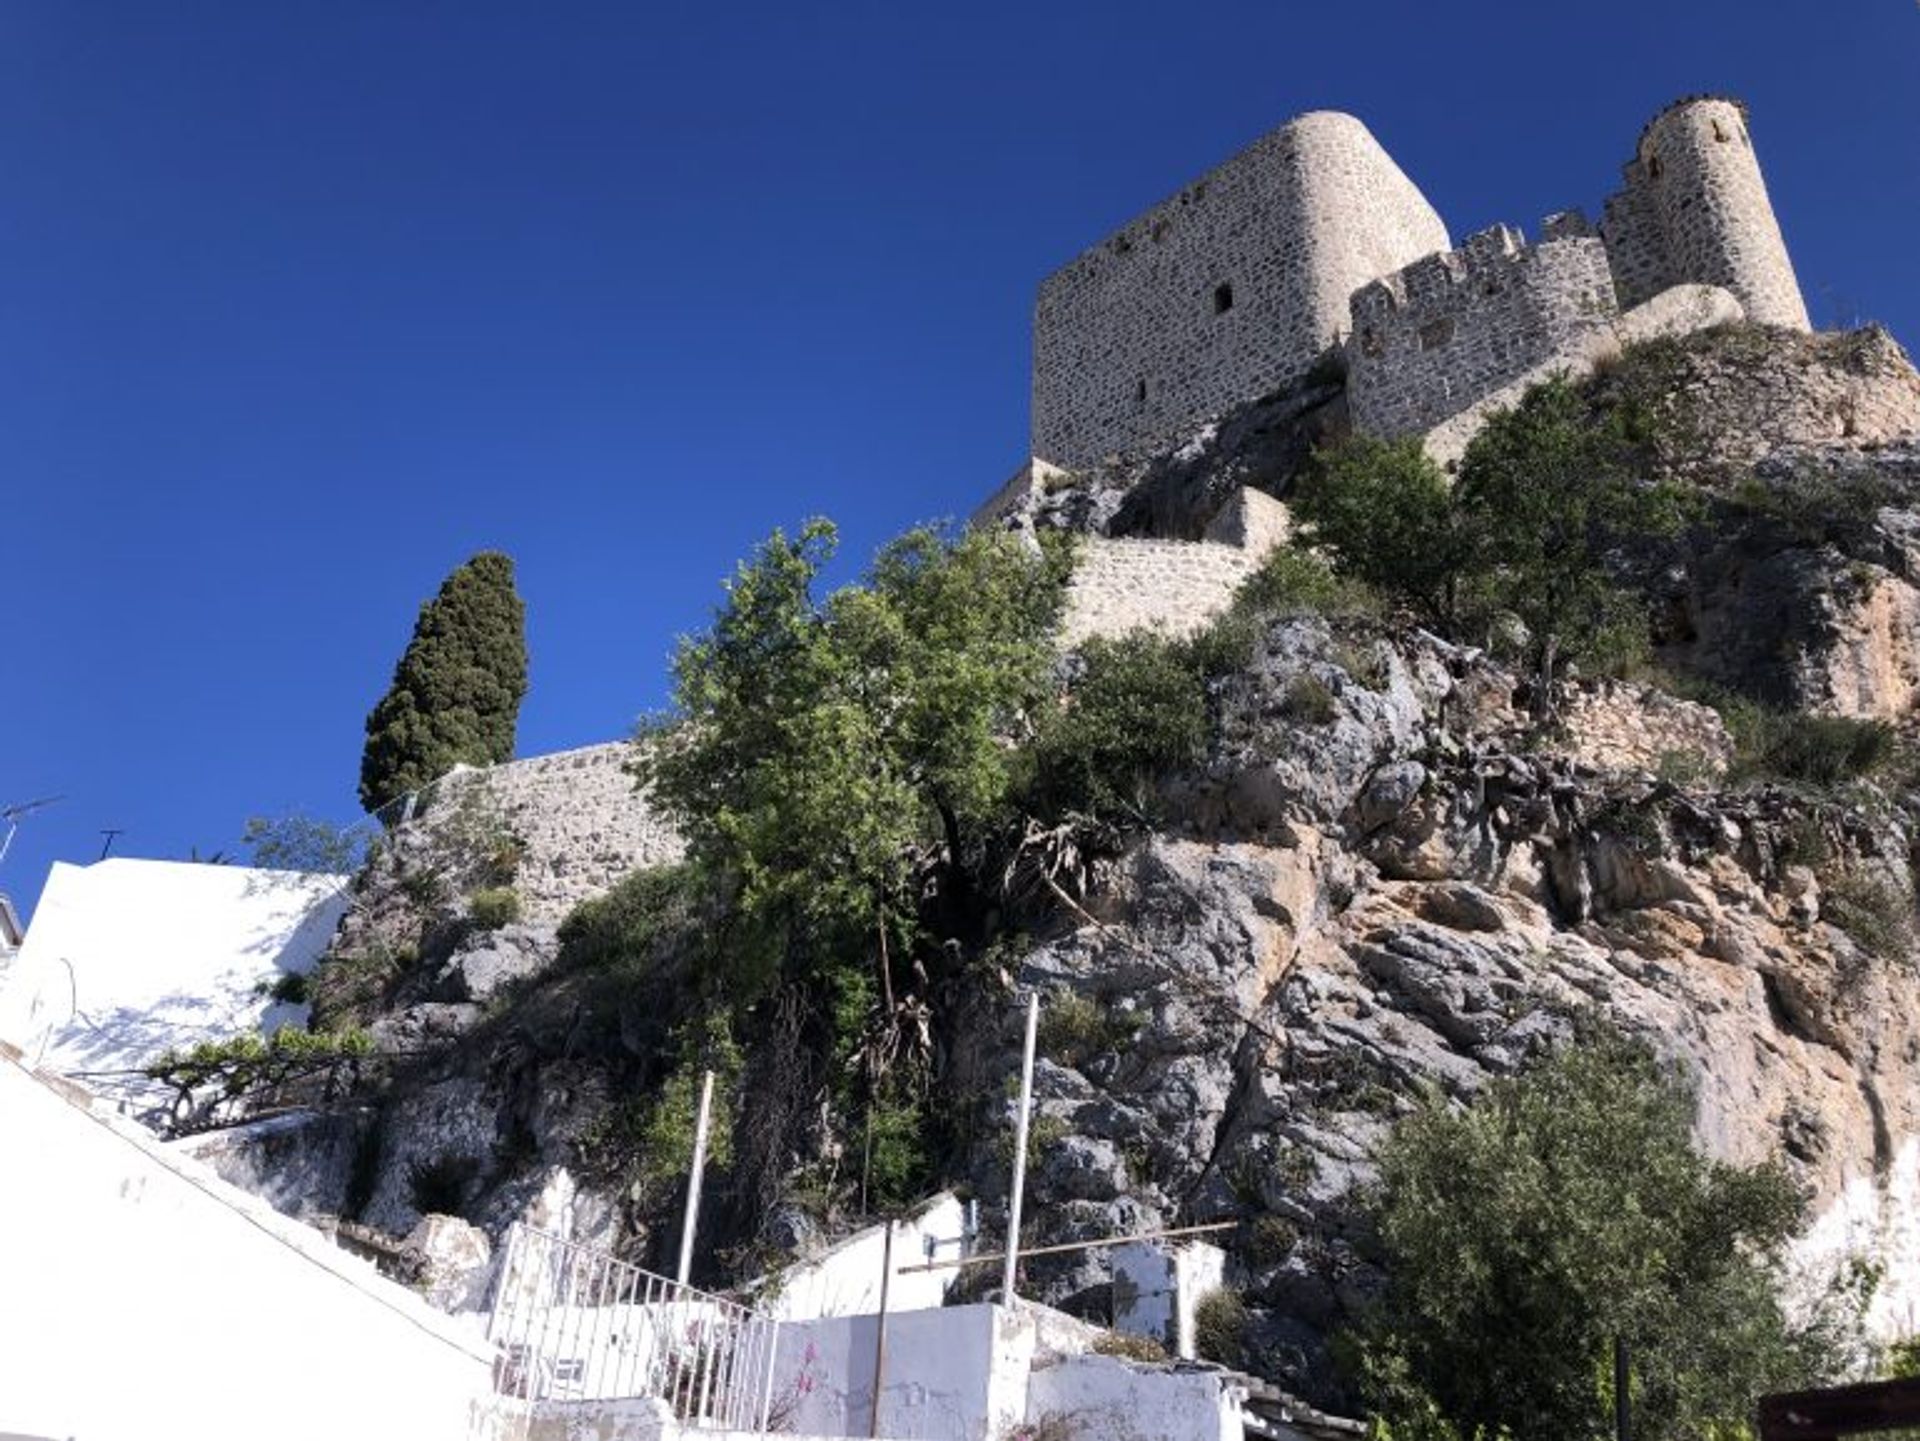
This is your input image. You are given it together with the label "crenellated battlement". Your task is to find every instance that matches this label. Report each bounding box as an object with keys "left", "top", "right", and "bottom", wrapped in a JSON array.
[{"left": 1346, "top": 223, "right": 1618, "bottom": 438}]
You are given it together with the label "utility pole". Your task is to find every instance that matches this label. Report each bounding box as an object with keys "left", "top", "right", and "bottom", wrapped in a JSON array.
[
  {"left": 98, "top": 828, "right": 124, "bottom": 860},
  {"left": 675, "top": 1070, "right": 716, "bottom": 1287},
  {"left": 1001, "top": 992, "right": 1040, "bottom": 1307}
]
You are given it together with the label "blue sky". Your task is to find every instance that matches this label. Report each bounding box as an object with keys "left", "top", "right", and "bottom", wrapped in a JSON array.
[{"left": 4, "top": 2, "right": 1916, "bottom": 916}]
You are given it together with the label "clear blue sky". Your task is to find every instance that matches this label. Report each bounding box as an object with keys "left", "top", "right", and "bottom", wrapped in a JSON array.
[{"left": 5, "top": 2, "right": 1916, "bottom": 916}]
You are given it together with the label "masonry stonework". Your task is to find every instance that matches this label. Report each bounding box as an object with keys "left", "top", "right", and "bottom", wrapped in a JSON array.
[
  {"left": 1032, "top": 111, "right": 1448, "bottom": 469},
  {"left": 1345, "top": 223, "right": 1619, "bottom": 439},
  {"left": 1602, "top": 97, "right": 1809, "bottom": 330},
  {"left": 426, "top": 743, "right": 683, "bottom": 927},
  {"left": 1032, "top": 96, "right": 1812, "bottom": 465}
]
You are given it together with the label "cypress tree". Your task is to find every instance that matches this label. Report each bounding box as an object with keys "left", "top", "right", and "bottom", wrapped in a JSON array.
[{"left": 358, "top": 551, "right": 528, "bottom": 815}]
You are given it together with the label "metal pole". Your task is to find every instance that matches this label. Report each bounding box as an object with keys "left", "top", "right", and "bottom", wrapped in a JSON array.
[
  {"left": 1615, "top": 1336, "right": 1630, "bottom": 1441},
  {"left": 868, "top": 1221, "right": 894, "bottom": 1438},
  {"left": 676, "top": 1069, "right": 715, "bottom": 1286},
  {"left": 1001, "top": 992, "right": 1040, "bottom": 1306}
]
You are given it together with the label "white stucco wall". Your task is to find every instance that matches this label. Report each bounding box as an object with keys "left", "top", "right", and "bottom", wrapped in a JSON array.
[
  {"left": 752, "top": 1193, "right": 967, "bottom": 1321},
  {"left": 1025, "top": 1353, "right": 1243, "bottom": 1441},
  {"left": 0, "top": 1044, "right": 506, "bottom": 1441},
  {"left": 0, "top": 857, "right": 347, "bottom": 1108},
  {"left": 770, "top": 1304, "right": 1034, "bottom": 1440},
  {"left": 1111, "top": 1240, "right": 1226, "bottom": 1360}
]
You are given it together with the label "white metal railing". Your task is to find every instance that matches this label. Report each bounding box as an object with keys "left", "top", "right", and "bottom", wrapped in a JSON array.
[{"left": 486, "top": 1222, "right": 780, "bottom": 1430}]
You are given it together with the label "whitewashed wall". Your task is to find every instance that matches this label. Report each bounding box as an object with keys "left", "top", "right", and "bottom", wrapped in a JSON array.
[
  {"left": 0, "top": 1045, "right": 507, "bottom": 1441},
  {"left": 0, "top": 857, "right": 348, "bottom": 1105},
  {"left": 752, "top": 1193, "right": 966, "bottom": 1321}
]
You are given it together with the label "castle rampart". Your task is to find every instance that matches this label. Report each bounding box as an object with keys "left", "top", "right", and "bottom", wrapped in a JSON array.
[
  {"left": 1028, "top": 95, "right": 1812, "bottom": 466},
  {"left": 1031, "top": 111, "right": 1447, "bottom": 469},
  {"left": 1345, "top": 222, "right": 1619, "bottom": 439},
  {"left": 1601, "top": 96, "right": 1809, "bottom": 330}
]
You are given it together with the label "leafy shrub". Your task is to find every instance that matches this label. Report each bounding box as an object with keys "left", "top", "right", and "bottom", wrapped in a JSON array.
[
  {"left": 1749, "top": 715, "right": 1896, "bottom": 788},
  {"left": 1281, "top": 674, "right": 1338, "bottom": 726},
  {"left": 1193, "top": 1288, "right": 1250, "bottom": 1369},
  {"left": 467, "top": 886, "right": 522, "bottom": 930},
  {"left": 1228, "top": 544, "right": 1381, "bottom": 625},
  {"left": 1024, "top": 632, "right": 1209, "bottom": 822},
  {"left": 1035, "top": 989, "right": 1137, "bottom": 1067},
  {"left": 1348, "top": 1027, "right": 1853, "bottom": 1440},
  {"left": 1823, "top": 869, "right": 1915, "bottom": 963},
  {"left": 145, "top": 1026, "right": 375, "bottom": 1131},
  {"left": 1293, "top": 437, "right": 1466, "bottom": 628},
  {"left": 261, "top": 971, "right": 311, "bottom": 1005}
]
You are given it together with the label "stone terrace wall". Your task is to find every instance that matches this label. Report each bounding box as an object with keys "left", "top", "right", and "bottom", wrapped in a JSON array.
[
  {"left": 1346, "top": 222, "right": 1619, "bottom": 439},
  {"left": 1059, "top": 537, "right": 1263, "bottom": 648},
  {"left": 1032, "top": 111, "right": 1447, "bottom": 469},
  {"left": 426, "top": 743, "right": 683, "bottom": 927}
]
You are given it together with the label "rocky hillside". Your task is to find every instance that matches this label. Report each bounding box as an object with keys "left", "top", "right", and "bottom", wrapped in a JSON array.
[{"left": 188, "top": 320, "right": 1920, "bottom": 1415}]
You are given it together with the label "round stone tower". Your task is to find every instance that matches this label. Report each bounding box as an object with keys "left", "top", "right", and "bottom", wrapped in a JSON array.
[{"left": 1635, "top": 96, "right": 1809, "bottom": 329}]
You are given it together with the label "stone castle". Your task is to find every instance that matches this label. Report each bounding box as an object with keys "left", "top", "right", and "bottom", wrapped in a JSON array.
[{"left": 1031, "top": 96, "right": 1808, "bottom": 468}]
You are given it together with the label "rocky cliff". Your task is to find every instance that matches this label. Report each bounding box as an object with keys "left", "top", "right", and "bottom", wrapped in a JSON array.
[{"left": 189, "top": 320, "right": 1920, "bottom": 1414}]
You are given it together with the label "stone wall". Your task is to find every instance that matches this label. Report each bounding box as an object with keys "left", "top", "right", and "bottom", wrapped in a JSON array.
[
  {"left": 1032, "top": 111, "right": 1447, "bottom": 469},
  {"left": 1058, "top": 536, "right": 1264, "bottom": 648},
  {"left": 423, "top": 743, "right": 684, "bottom": 927},
  {"left": 1419, "top": 282, "right": 1747, "bottom": 466},
  {"left": 1602, "top": 97, "right": 1809, "bottom": 330},
  {"left": 1345, "top": 223, "right": 1619, "bottom": 439}
]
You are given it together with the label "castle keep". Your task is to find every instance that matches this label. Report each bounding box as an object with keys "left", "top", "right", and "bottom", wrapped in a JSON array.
[{"left": 1032, "top": 96, "right": 1809, "bottom": 467}]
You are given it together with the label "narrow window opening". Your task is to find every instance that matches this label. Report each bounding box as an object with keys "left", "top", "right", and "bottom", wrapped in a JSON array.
[
  {"left": 1213, "top": 283, "right": 1234, "bottom": 315},
  {"left": 1646, "top": 155, "right": 1663, "bottom": 180},
  {"left": 1135, "top": 378, "right": 1148, "bottom": 405}
]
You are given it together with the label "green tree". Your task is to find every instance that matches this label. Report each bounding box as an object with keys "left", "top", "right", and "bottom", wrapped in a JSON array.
[
  {"left": 358, "top": 551, "right": 528, "bottom": 814},
  {"left": 637, "top": 518, "right": 1063, "bottom": 1022},
  {"left": 1452, "top": 376, "right": 1689, "bottom": 686},
  {"left": 1293, "top": 436, "right": 1469, "bottom": 630},
  {"left": 1350, "top": 1029, "right": 1856, "bottom": 1441}
]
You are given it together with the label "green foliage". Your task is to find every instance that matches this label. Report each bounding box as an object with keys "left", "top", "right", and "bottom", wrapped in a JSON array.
[
  {"left": 242, "top": 814, "right": 368, "bottom": 874},
  {"left": 1733, "top": 464, "right": 1899, "bottom": 550},
  {"left": 1228, "top": 544, "right": 1382, "bottom": 626},
  {"left": 1349, "top": 1028, "right": 1854, "bottom": 1441},
  {"left": 260, "top": 971, "right": 311, "bottom": 1005},
  {"left": 635, "top": 520, "right": 1065, "bottom": 1209},
  {"left": 146, "top": 1026, "right": 374, "bottom": 1130},
  {"left": 1193, "top": 1288, "right": 1250, "bottom": 1369},
  {"left": 1298, "top": 379, "right": 1689, "bottom": 682},
  {"left": 1453, "top": 377, "right": 1690, "bottom": 680},
  {"left": 1822, "top": 869, "right": 1915, "bottom": 964},
  {"left": 1294, "top": 437, "right": 1468, "bottom": 628},
  {"left": 467, "top": 886, "right": 522, "bottom": 930},
  {"left": 557, "top": 863, "right": 709, "bottom": 978},
  {"left": 308, "top": 940, "right": 414, "bottom": 1025},
  {"left": 1742, "top": 714, "right": 1896, "bottom": 789},
  {"left": 586, "top": 1010, "right": 745, "bottom": 1205},
  {"left": 638, "top": 520, "right": 1063, "bottom": 1010},
  {"left": 1034, "top": 989, "right": 1138, "bottom": 1068},
  {"left": 1024, "top": 632, "right": 1210, "bottom": 822},
  {"left": 359, "top": 551, "right": 528, "bottom": 814},
  {"left": 1281, "top": 673, "right": 1338, "bottom": 725}
]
